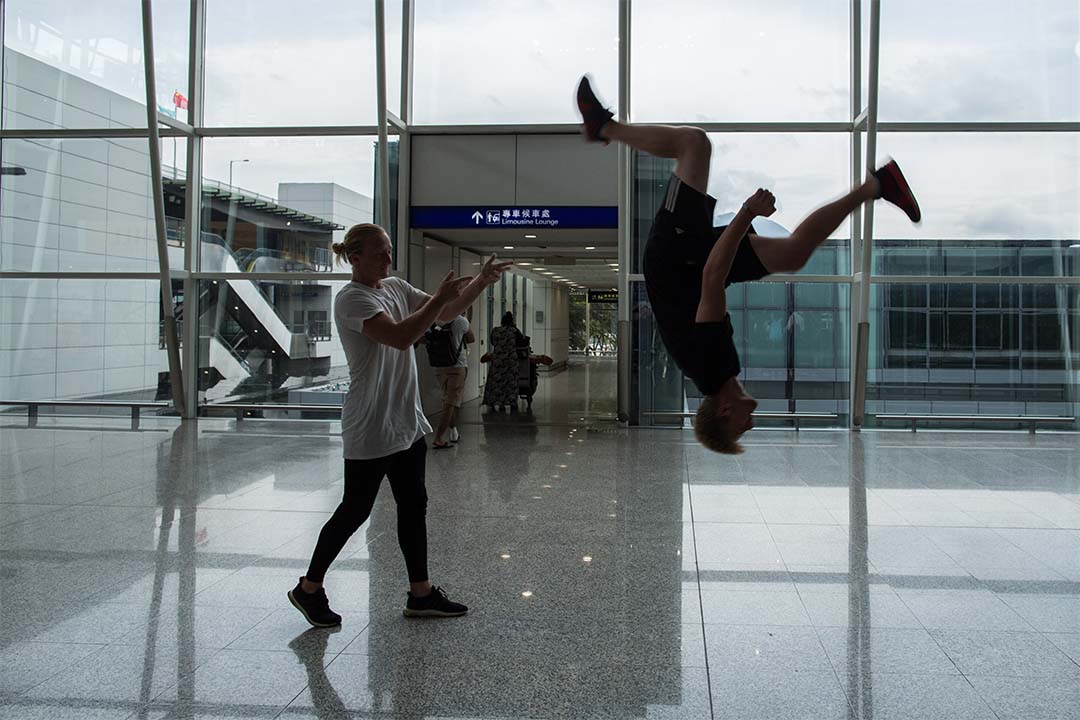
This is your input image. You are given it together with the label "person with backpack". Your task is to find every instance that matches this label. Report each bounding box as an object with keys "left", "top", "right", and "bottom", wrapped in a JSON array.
[{"left": 426, "top": 309, "right": 475, "bottom": 449}]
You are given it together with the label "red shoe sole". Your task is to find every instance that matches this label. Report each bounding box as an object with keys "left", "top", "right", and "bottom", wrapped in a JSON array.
[{"left": 882, "top": 161, "right": 921, "bottom": 223}]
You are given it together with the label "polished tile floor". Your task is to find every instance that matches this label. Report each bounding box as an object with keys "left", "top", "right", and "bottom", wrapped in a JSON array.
[{"left": 2, "top": 361, "right": 1078, "bottom": 719}]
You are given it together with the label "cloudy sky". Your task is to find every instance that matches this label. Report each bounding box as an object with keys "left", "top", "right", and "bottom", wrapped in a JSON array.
[{"left": 5, "top": 0, "right": 1079, "bottom": 240}]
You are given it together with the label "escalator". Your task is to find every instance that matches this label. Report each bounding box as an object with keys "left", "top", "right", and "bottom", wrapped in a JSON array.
[{"left": 158, "top": 234, "right": 332, "bottom": 402}]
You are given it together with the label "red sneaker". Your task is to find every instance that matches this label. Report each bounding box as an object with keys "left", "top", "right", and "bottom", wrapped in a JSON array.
[
  {"left": 873, "top": 159, "right": 922, "bottom": 223},
  {"left": 576, "top": 75, "right": 614, "bottom": 144}
]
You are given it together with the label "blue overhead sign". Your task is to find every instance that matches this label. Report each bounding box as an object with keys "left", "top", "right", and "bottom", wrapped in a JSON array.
[{"left": 411, "top": 206, "right": 617, "bottom": 229}]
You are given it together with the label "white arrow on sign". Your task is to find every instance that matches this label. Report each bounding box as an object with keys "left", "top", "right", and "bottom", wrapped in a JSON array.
[{"left": 471, "top": 211, "right": 483, "bottom": 225}]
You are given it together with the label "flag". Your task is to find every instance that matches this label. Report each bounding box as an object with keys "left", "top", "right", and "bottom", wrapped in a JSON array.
[{"left": 173, "top": 91, "right": 188, "bottom": 110}]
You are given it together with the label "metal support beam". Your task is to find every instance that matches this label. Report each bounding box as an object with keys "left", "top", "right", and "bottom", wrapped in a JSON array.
[
  {"left": 852, "top": 0, "right": 881, "bottom": 429},
  {"left": 849, "top": 0, "right": 864, "bottom": 428},
  {"left": 616, "top": 0, "right": 632, "bottom": 423},
  {"left": 141, "top": 0, "right": 187, "bottom": 417},
  {"left": 375, "top": 0, "right": 393, "bottom": 257},
  {"left": 401, "top": 0, "right": 415, "bottom": 126},
  {"left": 182, "top": 0, "right": 207, "bottom": 419},
  {"left": 396, "top": 0, "right": 415, "bottom": 277}
]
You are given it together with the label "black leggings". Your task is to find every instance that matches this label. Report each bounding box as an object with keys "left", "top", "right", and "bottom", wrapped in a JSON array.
[{"left": 305, "top": 438, "right": 429, "bottom": 584}]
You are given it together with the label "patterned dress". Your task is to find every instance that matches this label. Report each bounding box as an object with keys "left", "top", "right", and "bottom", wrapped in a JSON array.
[{"left": 483, "top": 326, "right": 521, "bottom": 409}]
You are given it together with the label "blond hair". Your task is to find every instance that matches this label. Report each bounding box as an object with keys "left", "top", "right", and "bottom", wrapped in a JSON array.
[
  {"left": 331, "top": 223, "right": 386, "bottom": 265},
  {"left": 693, "top": 395, "right": 745, "bottom": 455}
]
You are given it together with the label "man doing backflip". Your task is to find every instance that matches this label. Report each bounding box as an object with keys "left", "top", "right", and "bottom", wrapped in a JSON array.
[{"left": 575, "top": 76, "right": 921, "bottom": 453}]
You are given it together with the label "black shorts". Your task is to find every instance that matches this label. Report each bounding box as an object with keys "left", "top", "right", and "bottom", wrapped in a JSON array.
[
  {"left": 642, "top": 175, "right": 768, "bottom": 393},
  {"left": 643, "top": 174, "right": 769, "bottom": 287}
]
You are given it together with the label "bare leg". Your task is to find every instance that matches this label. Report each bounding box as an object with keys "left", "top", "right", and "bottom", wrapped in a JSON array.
[
  {"left": 750, "top": 178, "right": 879, "bottom": 273},
  {"left": 602, "top": 122, "right": 712, "bottom": 194},
  {"left": 434, "top": 403, "right": 453, "bottom": 444}
]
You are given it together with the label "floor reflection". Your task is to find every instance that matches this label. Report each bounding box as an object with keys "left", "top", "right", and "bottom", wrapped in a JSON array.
[
  {"left": 2, "top": 383, "right": 1078, "bottom": 719},
  {"left": 846, "top": 434, "right": 873, "bottom": 720},
  {"left": 458, "top": 355, "right": 619, "bottom": 427}
]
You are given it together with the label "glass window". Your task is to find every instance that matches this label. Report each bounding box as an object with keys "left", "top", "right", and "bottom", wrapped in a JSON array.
[
  {"left": 0, "top": 279, "right": 171, "bottom": 404},
  {"left": 1, "top": 138, "right": 161, "bottom": 273},
  {"left": 631, "top": 282, "right": 684, "bottom": 426},
  {"left": 194, "top": 279, "right": 350, "bottom": 407},
  {"left": 872, "top": 134, "right": 1080, "bottom": 277},
  {"left": 198, "top": 136, "right": 386, "bottom": 272},
  {"left": 3, "top": 1, "right": 148, "bottom": 129},
  {"left": 880, "top": 0, "right": 1079, "bottom": 121},
  {"left": 387, "top": 0, "right": 403, "bottom": 118},
  {"left": 413, "top": 0, "right": 618, "bottom": 125},
  {"left": 634, "top": 279, "right": 849, "bottom": 424},
  {"left": 868, "top": 282, "right": 1077, "bottom": 423},
  {"left": 152, "top": 0, "right": 191, "bottom": 125},
  {"left": 632, "top": 0, "right": 849, "bottom": 122},
  {"left": 631, "top": 134, "right": 851, "bottom": 274},
  {"left": 204, "top": 1, "right": 377, "bottom": 126}
]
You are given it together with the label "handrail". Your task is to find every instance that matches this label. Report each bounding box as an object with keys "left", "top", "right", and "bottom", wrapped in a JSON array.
[
  {"left": 0, "top": 400, "right": 171, "bottom": 429},
  {"left": 873, "top": 414, "right": 1074, "bottom": 434},
  {"left": 201, "top": 402, "right": 342, "bottom": 420}
]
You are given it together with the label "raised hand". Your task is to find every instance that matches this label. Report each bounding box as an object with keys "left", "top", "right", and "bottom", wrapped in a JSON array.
[
  {"left": 742, "top": 188, "right": 777, "bottom": 218},
  {"left": 478, "top": 254, "right": 514, "bottom": 285},
  {"left": 433, "top": 271, "right": 474, "bottom": 305}
]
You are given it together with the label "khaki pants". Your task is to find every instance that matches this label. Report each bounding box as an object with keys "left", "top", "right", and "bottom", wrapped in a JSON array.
[{"left": 435, "top": 367, "right": 467, "bottom": 408}]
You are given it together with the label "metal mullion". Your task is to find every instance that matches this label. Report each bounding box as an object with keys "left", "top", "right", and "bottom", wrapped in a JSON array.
[
  {"left": 0, "top": 272, "right": 177, "bottom": 280},
  {"left": 871, "top": 275, "right": 1080, "bottom": 285},
  {"left": 193, "top": 125, "right": 382, "bottom": 137},
  {"left": 642, "top": 121, "right": 854, "bottom": 133},
  {"left": 401, "top": 0, "right": 414, "bottom": 125},
  {"left": 182, "top": 0, "right": 207, "bottom": 419},
  {"left": 157, "top": 114, "right": 195, "bottom": 134},
  {"left": 375, "top": 0, "right": 393, "bottom": 252},
  {"left": 852, "top": 0, "right": 881, "bottom": 428},
  {"left": 193, "top": 272, "right": 354, "bottom": 282},
  {"left": 141, "top": 0, "right": 186, "bottom": 417},
  {"left": 878, "top": 122, "right": 1080, "bottom": 133},
  {"left": 396, "top": 0, "right": 415, "bottom": 277},
  {"left": 8, "top": 120, "right": 1076, "bottom": 142},
  {"left": 849, "top": 0, "right": 864, "bottom": 427},
  {"left": 409, "top": 123, "right": 581, "bottom": 135},
  {"left": 0, "top": 0, "right": 5, "bottom": 137},
  {"left": 616, "top": 0, "right": 632, "bottom": 423},
  {"left": 387, "top": 112, "right": 406, "bottom": 130}
]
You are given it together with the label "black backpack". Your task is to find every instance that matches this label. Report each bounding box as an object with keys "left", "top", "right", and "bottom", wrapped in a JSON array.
[{"left": 424, "top": 323, "right": 465, "bottom": 367}]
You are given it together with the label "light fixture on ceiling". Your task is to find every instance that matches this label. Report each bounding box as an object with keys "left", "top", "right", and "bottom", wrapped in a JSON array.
[
  {"left": 524, "top": 234, "right": 537, "bottom": 239},
  {"left": 504, "top": 246, "right": 514, "bottom": 250},
  {"left": 518, "top": 261, "right": 532, "bottom": 265},
  {"left": 585, "top": 246, "right": 595, "bottom": 250}
]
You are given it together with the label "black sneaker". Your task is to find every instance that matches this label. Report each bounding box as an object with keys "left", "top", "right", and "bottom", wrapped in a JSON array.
[
  {"left": 576, "top": 76, "right": 614, "bottom": 144},
  {"left": 288, "top": 578, "right": 342, "bottom": 628},
  {"left": 403, "top": 585, "right": 468, "bottom": 618},
  {"left": 873, "top": 158, "right": 921, "bottom": 223}
]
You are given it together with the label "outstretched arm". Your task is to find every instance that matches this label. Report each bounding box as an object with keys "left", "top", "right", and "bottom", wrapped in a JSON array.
[
  {"left": 438, "top": 255, "right": 513, "bottom": 321},
  {"left": 696, "top": 189, "right": 775, "bottom": 323},
  {"left": 364, "top": 272, "right": 472, "bottom": 350}
]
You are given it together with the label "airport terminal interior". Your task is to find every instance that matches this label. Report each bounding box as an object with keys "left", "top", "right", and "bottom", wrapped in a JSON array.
[{"left": 1, "top": 2, "right": 1078, "bottom": 719}]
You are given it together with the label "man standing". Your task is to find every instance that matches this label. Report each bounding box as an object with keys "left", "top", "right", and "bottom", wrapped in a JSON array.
[{"left": 428, "top": 309, "right": 475, "bottom": 449}]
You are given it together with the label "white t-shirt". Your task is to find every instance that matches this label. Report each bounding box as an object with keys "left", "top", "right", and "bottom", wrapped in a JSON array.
[
  {"left": 335, "top": 277, "right": 433, "bottom": 460},
  {"left": 437, "top": 316, "right": 471, "bottom": 369}
]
